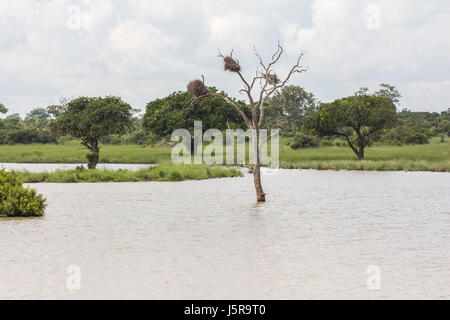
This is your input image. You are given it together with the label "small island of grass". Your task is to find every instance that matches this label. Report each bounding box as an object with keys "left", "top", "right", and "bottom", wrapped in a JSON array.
[{"left": 13, "top": 164, "right": 242, "bottom": 183}]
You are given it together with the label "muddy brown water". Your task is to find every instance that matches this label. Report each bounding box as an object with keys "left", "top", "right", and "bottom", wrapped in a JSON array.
[{"left": 1, "top": 166, "right": 449, "bottom": 299}]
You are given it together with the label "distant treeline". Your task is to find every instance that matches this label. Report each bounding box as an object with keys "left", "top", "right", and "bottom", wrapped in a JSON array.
[
  {"left": 0, "top": 85, "right": 449, "bottom": 147},
  {"left": 0, "top": 104, "right": 147, "bottom": 145}
]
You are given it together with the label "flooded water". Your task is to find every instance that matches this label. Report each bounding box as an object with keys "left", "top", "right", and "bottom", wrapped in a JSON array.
[{"left": 1, "top": 169, "right": 449, "bottom": 299}]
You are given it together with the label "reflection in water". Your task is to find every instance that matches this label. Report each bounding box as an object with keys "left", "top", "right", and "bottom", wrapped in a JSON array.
[{"left": 1, "top": 169, "right": 449, "bottom": 299}]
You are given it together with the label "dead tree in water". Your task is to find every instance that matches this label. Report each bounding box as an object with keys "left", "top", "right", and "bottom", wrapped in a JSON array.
[{"left": 187, "top": 43, "right": 306, "bottom": 202}]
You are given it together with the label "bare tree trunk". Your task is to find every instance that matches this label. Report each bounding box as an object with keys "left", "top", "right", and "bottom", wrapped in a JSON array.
[
  {"left": 253, "top": 164, "right": 265, "bottom": 202},
  {"left": 253, "top": 128, "right": 265, "bottom": 202},
  {"left": 190, "top": 42, "right": 306, "bottom": 203}
]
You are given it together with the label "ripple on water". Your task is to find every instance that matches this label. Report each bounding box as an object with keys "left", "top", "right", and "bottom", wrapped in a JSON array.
[{"left": 1, "top": 169, "right": 449, "bottom": 299}]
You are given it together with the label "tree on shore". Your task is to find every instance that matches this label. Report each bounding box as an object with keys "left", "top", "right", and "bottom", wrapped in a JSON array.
[
  {"left": 265, "top": 85, "right": 318, "bottom": 133},
  {"left": 142, "top": 89, "right": 248, "bottom": 154},
  {"left": 50, "top": 96, "right": 133, "bottom": 169},
  {"left": 307, "top": 88, "right": 397, "bottom": 160},
  {"left": 187, "top": 43, "right": 307, "bottom": 202}
]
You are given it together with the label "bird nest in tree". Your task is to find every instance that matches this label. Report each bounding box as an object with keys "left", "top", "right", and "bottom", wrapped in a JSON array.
[
  {"left": 223, "top": 56, "right": 241, "bottom": 73},
  {"left": 187, "top": 80, "right": 209, "bottom": 98},
  {"left": 266, "top": 73, "right": 280, "bottom": 85}
]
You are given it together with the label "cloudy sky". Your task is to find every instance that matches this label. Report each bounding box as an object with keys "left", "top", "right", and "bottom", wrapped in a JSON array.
[{"left": 1, "top": 0, "right": 449, "bottom": 116}]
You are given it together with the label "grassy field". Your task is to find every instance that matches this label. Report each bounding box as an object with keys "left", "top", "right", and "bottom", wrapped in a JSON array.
[
  {"left": 0, "top": 140, "right": 171, "bottom": 164},
  {"left": 278, "top": 137, "right": 450, "bottom": 172},
  {"left": 15, "top": 164, "right": 242, "bottom": 183},
  {"left": 1, "top": 137, "right": 449, "bottom": 172},
  {"left": 280, "top": 137, "right": 449, "bottom": 161}
]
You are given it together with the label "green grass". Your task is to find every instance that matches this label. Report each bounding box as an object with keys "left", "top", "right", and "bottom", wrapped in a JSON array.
[
  {"left": 1, "top": 137, "right": 449, "bottom": 172},
  {"left": 280, "top": 160, "right": 450, "bottom": 172},
  {"left": 14, "top": 164, "right": 242, "bottom": 183},
  {"left": 278, "top": 136, "right": 450, "bottom": 162},
  {"left": 0, "top": 140, "right": 171, "bottom": 164},
  {"left": 277, "top": 137, "right": 450, "bottom": 171}
]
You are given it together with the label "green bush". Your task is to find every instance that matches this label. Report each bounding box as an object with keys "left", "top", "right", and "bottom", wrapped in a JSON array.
[
  {"left": 380, "top": 126, "right": 430, "bottom": 145},
  {"left": 0, "top": 169, "right": 46, "bottom": 217},
  {"left": 290, "top": 133, "right": 320, "bottom": 149},
  {"left": 404, "top": 132, "right": 429, "bottom": 145}
]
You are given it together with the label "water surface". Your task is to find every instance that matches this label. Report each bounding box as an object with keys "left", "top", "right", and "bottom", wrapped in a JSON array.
[{"left": 1, "top": 169, "right": 449, "bottom": 299}]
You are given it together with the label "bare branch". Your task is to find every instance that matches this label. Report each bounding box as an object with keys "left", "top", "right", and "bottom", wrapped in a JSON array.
[
  {"left": 253, "top": 45, "right": 267, "bottom": 71},
  {"left": 213, "top": 93, "right": 253, "bottom": 128}
]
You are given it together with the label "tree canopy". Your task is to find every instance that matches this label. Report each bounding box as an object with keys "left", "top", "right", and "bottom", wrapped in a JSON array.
[
  {"left": 50, "top": 96, "right": 133, "bottom": 168},
  {"left": 25, "top": 107, "right": 52, "bottom": 129},
  {"left": 264, "top": 85, "right": 318, "bottom": 133},
  {"left": 143, "top": 88, "right": 249, "bottom": 138},
  {"left": 307, "top": 89, "right": 397, "bottom": 159}
]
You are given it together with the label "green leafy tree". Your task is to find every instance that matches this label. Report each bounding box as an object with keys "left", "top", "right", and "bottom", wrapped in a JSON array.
[
  {"left": 47, "top": 101, "right": 67, "bottom": 119},
  {"left": 50, "top": 96, "right": 133, "bottom": 169},
  {"left": 307, "top": 91, "right": 397, "bottom": 160},
  {"left": 25, "top": 107, "right": 51, "bottom": 129},
  {"left": 265, "top": 85, "right": 318, "bottom": 133},
  {"left": 375, "top": 83, "right": 401, "bottom": 106},
  {"left": 143, "top": 89, "right": 249, "bottom": 153},
  {"left": 6, "top": 113, "right": 20, "bottom": 119}
]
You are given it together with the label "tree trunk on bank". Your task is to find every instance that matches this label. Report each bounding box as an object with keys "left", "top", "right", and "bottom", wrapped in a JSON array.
[
  {"left": 355, "top": 129, "right": 365, "bottom": 160},
  {"left": 344, "top": 135, "right": 365, "bottom": 161},
  {"left": 357, "top": 145, "right": 365, "bottom": 160},
  {"left": 253, "top": 128, "right": 265, "bottom": 202},
  {"left": 87, "top": 140, "right": 100, "bottom": 169}
]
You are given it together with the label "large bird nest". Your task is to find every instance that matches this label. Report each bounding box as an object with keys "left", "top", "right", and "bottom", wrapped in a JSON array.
[
  {"left": 223, "top": 56, "right": 241, "bottom": 73},
  {"left": 187, "top": 79, "right": 209, "bottom": 98},
  {"left": 266, "top": 72, "right": 280, "bottom": 85}
]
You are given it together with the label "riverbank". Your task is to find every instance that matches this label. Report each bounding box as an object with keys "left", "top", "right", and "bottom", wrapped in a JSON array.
[
  {"left": 1, "top": 137, "right": 449, "bottom": 172},
  {"left": 280, "top": 160, "right": 450, "bottom": 172},
  {"left": 14, "top": 164, "right": 242, "bottom": 183}
]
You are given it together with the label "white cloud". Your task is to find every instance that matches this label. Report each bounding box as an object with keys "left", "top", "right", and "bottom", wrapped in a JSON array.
[
  {"left": 0, "top": 15, "right": 27, "bottom": 48},
  {"left": 0, "top": 0, "right": 449, "bottom": 115},
  {"left": 280, "top": 0, "right": 450, "bottom": 109},
  {"left": 109, "top": 20, "right": 176, "bottom": 54},
  {"left": 209, "top": 13, "right": 267, "bottom": 50}
]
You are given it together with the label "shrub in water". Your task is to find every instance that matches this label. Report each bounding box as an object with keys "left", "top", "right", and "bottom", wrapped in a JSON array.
[{"left": 0, "top": 169, "right": 46, "bottom": 217}]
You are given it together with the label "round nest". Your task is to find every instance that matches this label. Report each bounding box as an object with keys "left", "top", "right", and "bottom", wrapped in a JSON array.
[
  {"left": 266, "top": 73, "right": 280, "bottom": 85},
  {"left": 187, "top": 80, "right": 209, "bottom": 98},
  {"left": 223, "top": 56, "right": 241, "bottom": 73}
]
